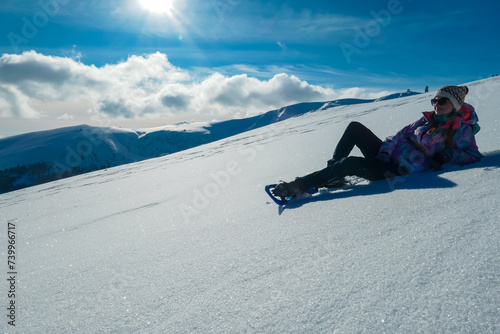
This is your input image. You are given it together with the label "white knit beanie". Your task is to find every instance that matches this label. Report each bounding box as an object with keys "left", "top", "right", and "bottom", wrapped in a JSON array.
[{"left": 435, "top": 85, "right": 469, "bottom": 111}]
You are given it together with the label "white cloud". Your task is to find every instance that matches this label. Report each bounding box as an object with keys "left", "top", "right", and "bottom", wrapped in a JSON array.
[
  {"left": 0, "top": 84, "right": 40, "bottom": 118},
  {"left": 0, "top": 51, "right": 190, "bottom": 119},
  {"left": 57, "top": 113, "right": 75, "bottom": 120},
  {"left": 0, "top": 51, "right": 387, "bottom": 126}
]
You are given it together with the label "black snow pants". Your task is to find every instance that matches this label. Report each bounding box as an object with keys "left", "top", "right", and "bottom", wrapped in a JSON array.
[{"left": 296, "top": 121, "right": 408, "bottom": 190}]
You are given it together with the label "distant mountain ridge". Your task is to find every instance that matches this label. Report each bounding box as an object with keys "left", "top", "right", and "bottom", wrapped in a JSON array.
[{"left": 0, "top": 90, "right": 420, "bottom": 193}]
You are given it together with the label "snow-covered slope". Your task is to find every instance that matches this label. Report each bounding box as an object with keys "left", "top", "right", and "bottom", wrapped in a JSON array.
[
  {"left": 0, "top": 91, "right": 419, "bottom": 193},
  {"left": 1, "top": 78, "right": 499, "bottom": 333}
]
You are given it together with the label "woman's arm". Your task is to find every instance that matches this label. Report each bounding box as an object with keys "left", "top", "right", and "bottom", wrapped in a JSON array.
[
  {"left": 448, "top": 125, "right": 483, "bottom": 166},
  {"left": 378, "top": 117, "right": 426, "bottom": 156}
]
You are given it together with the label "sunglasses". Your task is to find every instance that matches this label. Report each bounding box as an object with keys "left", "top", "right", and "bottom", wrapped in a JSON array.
[{"left": 431, "top": 97, "right": 449, "bottom": 106}]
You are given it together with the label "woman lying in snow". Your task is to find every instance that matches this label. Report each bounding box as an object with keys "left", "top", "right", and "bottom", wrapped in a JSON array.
[{"left": 271, "top": 85, "right": 483, "bottom": 200}]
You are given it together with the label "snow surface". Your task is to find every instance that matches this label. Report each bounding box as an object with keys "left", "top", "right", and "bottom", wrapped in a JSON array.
[{"left": 1, "top": 77, "right": 499, "bottom": 333}]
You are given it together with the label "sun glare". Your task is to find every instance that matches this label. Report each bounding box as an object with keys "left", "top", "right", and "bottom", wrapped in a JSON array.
[{"left": 139, "top": 0, "right": 175, "bottom": 14}]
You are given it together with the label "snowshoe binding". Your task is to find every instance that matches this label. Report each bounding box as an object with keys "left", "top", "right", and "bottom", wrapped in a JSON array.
[{"left": 265, "top": 181, "right": 303, "bottom": 205}]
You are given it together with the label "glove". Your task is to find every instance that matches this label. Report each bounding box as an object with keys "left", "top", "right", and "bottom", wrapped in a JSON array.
[
  {"left": 375, "top": 152, "right": 391, "bottom": 163},
  {"left": 432, "top": 148, "right": 453, "bottom": 165}
]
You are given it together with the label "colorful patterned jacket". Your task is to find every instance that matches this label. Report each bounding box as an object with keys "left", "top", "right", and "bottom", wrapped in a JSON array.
[{"left": 379, "top": 103, "right": 483, "bottom": 173}]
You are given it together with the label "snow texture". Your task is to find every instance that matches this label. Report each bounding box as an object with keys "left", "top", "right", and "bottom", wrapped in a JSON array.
[{"left": 1, "top": 77, "right": 499, "bottom": 333}]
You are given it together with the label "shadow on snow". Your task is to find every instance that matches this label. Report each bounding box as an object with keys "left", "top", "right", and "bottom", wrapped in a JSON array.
[{"left": 277, "top": 150, "right": 500, "bottom": 214}]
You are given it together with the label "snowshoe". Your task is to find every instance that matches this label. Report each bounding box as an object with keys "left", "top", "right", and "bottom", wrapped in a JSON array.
[
  {"left": 266, "top": 181, "right": 321, "bottom": 206},
  {"left": 265, "top": 184, "right": 294, "bottom": 205}
]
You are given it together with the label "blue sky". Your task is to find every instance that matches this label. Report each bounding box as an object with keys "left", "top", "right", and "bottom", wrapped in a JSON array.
[{"left": 0, "top": 0, "right": 499, "bottom": 137}]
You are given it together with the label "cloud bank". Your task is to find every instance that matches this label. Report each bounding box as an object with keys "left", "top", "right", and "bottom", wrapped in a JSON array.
[{"left": 0, "top": 51, "right": 384, "bottom": 124}]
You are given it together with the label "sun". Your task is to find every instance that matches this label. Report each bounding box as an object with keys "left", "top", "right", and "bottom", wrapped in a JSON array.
[{"left": 139, "top": 0, "right": 176, "bottom": 14}]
